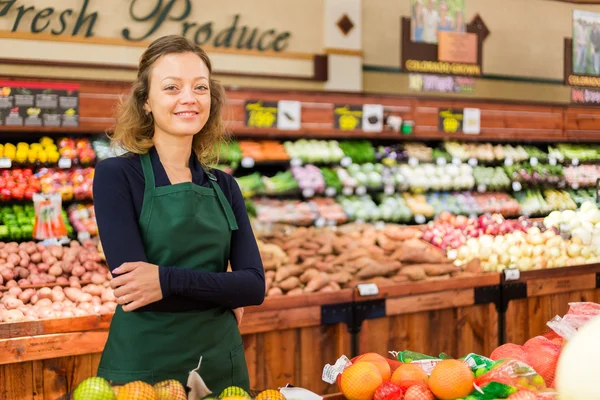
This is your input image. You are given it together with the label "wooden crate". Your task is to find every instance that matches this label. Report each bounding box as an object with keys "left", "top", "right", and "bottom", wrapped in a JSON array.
[
  {"left": 0, "top": 291, "right": 353, "bottom": 399},
  {"left": 355, "top": 274, "right": 501, "bottom": 360},
  {"left": 503, "top": 264, "right": 600, "bottom": 345}
]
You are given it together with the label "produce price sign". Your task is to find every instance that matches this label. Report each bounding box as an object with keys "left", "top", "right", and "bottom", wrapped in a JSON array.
[
  {"left": 0, "top": 81, "right": 79, "bottom": 127},
  {"left": 244, "top": 100, "right": 278, "bottom": 129},
  {"left": 333, "top": 104, "right": 363, "bottom": 131},
  {"left": 438, "top": 108, "right": 480, "bottom": 134}
]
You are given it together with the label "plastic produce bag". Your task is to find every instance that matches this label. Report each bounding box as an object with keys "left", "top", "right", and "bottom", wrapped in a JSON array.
[
  {"left": 546, "top": 302, "right": 600, "bottom": 340},
  {"left": 474, "top": 359, "right": 547, "bottom": 393},
  {"left": 33, "top": 193, "right": 68, "bottom": 240}
]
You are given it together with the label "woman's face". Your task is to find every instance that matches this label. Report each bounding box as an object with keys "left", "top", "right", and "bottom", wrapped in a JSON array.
[{"left": 145, "top": 52, "right": 211, "bottom": 138}]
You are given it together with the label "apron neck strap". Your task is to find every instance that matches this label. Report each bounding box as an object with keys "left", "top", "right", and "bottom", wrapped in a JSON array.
[
  {"left": 204, "top": 169, "right": 239, "bottom": 231},
  {"left": 140, "top": 152, "right": 156, "bottom": 193}
]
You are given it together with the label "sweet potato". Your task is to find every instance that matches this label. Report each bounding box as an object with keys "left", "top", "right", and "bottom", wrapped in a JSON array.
[
  {"left": 429, "top": 274, "right": 451, "bottom": 281},
  {"left": 267, "top": 287, "right": 283, "bottom": 297},
  {"left": 421, "top": 263, "right": 459, "bottom": 277},
  {"left": 462, "top": 259, "right": 483, "bottom": 274},
  {"left": 356, "top": 264, "right": 390, "bottom": 280},
  {"left": 324, "top": 254, "right": 337, "bottom": 263},
  {"left": 304, "top": 272, "right": 330, "bottom": 292},
  {"left": 383, "top": 225, "right": 419, "bottom": 241},
  {"left": 281, "top": 238, "right": 304, "bottom": 251},
  {"left": 365, "top": 277, "right": 395, "bottom": 287},
  {"left": 328, "top": 270, "right": 353, "bottom": 284},
  {"left": 278, "top": 276, "right": 301, "bottom": 292},
  {"left": 301, "top": 241, "right": 320, "bottom": 250},
  {"left": 347, "top": 248, "right": 370, "bottom": 261},
  {"left": 286, "top": 249, "right": 301, "bottom": 265},
  {"left": 355, "top": 257, "right": 377, "bottom": 269},
  {"left": 314, "top": 261, "right": 335, "bottom": 273},
  {"left": 300, "top": 268, "right": 320, "bottom": 284},
  {"left": 275, "top": 265, "right": 303, "bottom": 282},
  {"left": 376, "top": 232, "right": 398, "bottom": 252},
  {"left": 265, "top": 270, "right": 276, "bottom": 279},
  {"left": 287, "top": 288, "right": 304, "bottom": 296},
  {"left": 263, "top": 259, "right": 278, "bottom": 271},
  {"left": 300, "top": 257, "right": 319, "bottom": 269},
  {"left": 391, "top": 239, "right": 449, "bottom": 264},
  {"left": 399, "top": 265, "right": 427, "bottom": 281},
  {"left": 391, "top": 274, "right": 410, "bottom": 283}
]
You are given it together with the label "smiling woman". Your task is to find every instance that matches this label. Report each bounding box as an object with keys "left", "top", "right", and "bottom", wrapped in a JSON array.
[{"left": 92, "top": 35, "right": 265, "bottom": 394}]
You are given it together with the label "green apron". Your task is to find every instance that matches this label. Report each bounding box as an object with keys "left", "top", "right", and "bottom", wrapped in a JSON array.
[{"left": 97, "top": 152, "right": 250, "bottom": 394}]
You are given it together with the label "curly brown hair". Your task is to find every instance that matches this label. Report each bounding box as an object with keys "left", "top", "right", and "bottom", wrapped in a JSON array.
[{"left": 109, "top": 35, "right": 226, "bottom": 166}]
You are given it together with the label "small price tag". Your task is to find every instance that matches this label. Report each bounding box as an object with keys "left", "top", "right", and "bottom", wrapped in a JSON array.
[
  {"left": 505, "top": 158, "right": 514, "bottom": 167},
  {"left": 374, "top": 221, "right": 386, "bottom": 230},
  {"left": 357, "top": 283, "right": 379, "bottom": 297},
  {"left": 0, "top": 157, "right": 11, "bottom": 169},
  {"left": 452, "top": 157, "right": 462, "bottom": 166},
  {"left": 342, "top": 186, "right": 353, "bottom": 196},
  {"left": 446, "top": 249, "right": 458, "bottom": 260},
  {"left": 468, "top": 158, "right": 478, "bottom": 167},
  {"left": 571, "top": 182, "right": 580, "bottom": 190},
  {"left": 436, "top": 157, "right": 447, "bottom": 166},
  {"left": 314, "top": 217, "right": 325, "bottom": 228},
  {"left": 415, "top": 214, "right": 426, "bottom": 224},
  {"left": 241, "top": 157, "right": 255, "bottom": 168},
  {"left": 504, "top": 268, "right": 521, "bottom": 281},
  {"left": 77, "top": 231, "right": 91, "bottom": 242},
  {"left": 340, "top": 157, "right": 352, "bottom": 167},
  {"left": 322, "top": 355, "right": 351, "bottom": 384},
  {"left": 530, "top": 157, "right": 538, "bottom": 167},
  {"left": 290, "top": 157, "right": 303, "bottom": 167},
  {"left": 355, "top": 186, "right": 367, "bottom": 196},
  {"left": 58, "top": 157, "right": 72, "bottom": 169},
  {"left": 477, "top": 184, "right": 486, "bottom": 193},
  {"left": 572, "top": 158, "right": 580, "bottom": 166},
  {"left": 408, "top": 157, "right": 419, "bottom": 167},
  {"left": 549, "top": 157, "right": 557, "bottom": 166},
  {"left": 512, "top": 181, "right": 522, "bottom": 192},
  {"left": 384, "top": 185, "right": 395, "bottom": 195},
  {"left": 302, "top": 188, "right": 315, "bottom": 198},
  {"left": 325, "top": 187, "right": 337, "bottom": 197}
]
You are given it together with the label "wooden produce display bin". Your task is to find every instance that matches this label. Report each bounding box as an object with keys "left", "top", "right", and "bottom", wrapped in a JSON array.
[
  {"left": 0, "top": 290, "right": 353, "bottom": 399},
  {"left": 354, "top": 273, "right": 501, "bottom": 360},
  {"left": 242, "top": 290, "right": 353, "bottom": 395},
  {"left": 503, "top": 264, "right": 600, "bottom": 345}
]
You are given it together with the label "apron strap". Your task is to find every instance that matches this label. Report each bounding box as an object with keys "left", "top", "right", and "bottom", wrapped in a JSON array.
[
  {"left": 204, "top": 169, "right": 239, "bottom": 231},
  {"left": 140, "top": 152, "right": 156, "bottom": 196}
]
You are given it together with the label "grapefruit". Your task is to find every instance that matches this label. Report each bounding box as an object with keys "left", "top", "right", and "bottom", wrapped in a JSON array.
[
  {"left": 116, "top": 381, "right": 157, "bottom": 400},
  {"left": 403, "top": 384, "right": 434, "bottom": 400},
  {"left": 390, "top": 364, "right": 428, "bottom": 386},
  {"left": 355, "top": 353, "right": 392, "bottom": 381},
  {"left": 428, "top": 359, "right": 474, "bottom": 400},
  {"left": 340, "top": 361, "right": 383, "bottom": 400},
  {"left": 490, "top": 343, "right": 529, "bottom": 363}
]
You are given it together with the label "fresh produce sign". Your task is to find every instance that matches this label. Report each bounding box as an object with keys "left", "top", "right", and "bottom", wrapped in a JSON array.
[
  {"left": 244, "top": 100, "right": 278, "bottom": 129},
  {"left": 0, "top": 80, "right": 79, "bottom": 127},
  {"left": 438, "top": 108, "right": 464, "bottom": 133},
  {"left": 334, "top": 104, "right": 363, "bottom": 131}
]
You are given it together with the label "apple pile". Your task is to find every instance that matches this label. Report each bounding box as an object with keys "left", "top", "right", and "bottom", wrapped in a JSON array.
[
  {"left": 421, "top": 212, "right": 532, "bottom": 251},
  {"left": 58, "top": 138, "right": 96, "bottom": 165},
  {"left": 0, "top": 168, "right": 41, "bottom": 201}
]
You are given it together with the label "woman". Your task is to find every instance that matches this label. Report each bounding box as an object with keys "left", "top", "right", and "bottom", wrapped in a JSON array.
[{"left": 93, "top": 34, "right": 265, "bottom": 393}]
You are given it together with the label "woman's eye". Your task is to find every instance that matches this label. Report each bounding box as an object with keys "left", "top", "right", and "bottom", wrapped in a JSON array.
[
  {"left": 164, "top": 85, "right": 178, "bottom": 91},
  {"left": 195, "top": 85, "right": 208, "bottom": 91}
]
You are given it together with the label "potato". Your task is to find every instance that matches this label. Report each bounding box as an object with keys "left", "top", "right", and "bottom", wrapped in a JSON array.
[
  {"left": 0, "top": 268, "right": 13, "bottom": 282},
  {"left": 98, "top": 306, "right": 111, "bottom": 315},
  {"left": 18, "top": 289, "right": 35, "bottom": 304},
  {"left": 91, "top": 272, "right": 106, "bottom": 285},
  {"left": 35, "top": 298, "right": 52, "bottom": 308},
  {"left": 83, "top": 261, "right": 96, "bottom": 271},
  {"left": 6, "top": 253, "right": 20, "bottom": 266},
  {"left": 56, "top": 277, "right": 69, "bottom": 285},
  {"left": 78, "top": 302, "right": 92, "bottom": 311},
  {"left": 71, "top": 266, "right": 85, "bottom": 277},
  {"left": 101, "top": 289, "right": 116, "bottom": 302},
  {"left": 64, "top": 287, "right": 83, "bottom": 302},
  {"left": 38, "top": 287, "right": 53, "bottom": 300},
  {"left": 51, "top": 291, "right": 65, "bottom": 302},
  {"left": 45, "top": 256, "right": 58, "bottom": 266},
  {"left": 8, "top": 287, "right": 22, "bottom": 297},
  {"left": 50, "top": 246, "right": 63, "bottom": 259},
  {"left": 17, "top": 279, "right": 31, "bottom": 286},
  {"left": 16, "top": 267, "right": 29, "bottom": 279},
  {"left": 91, "top": 296, "right": 102, "bottom": 306},
  {"left": 103, "top": 301, "right": 117, "bottom": 312},
  {"left": 79, "top": 293, "right": 93, "bottom": 303},
  {"left": 51, "top": 302, "right": 64, "bottom": 312},
  {"left": 304, "top": 272, "right": 331, "bottom": 293},
  {"left": 73, "top": 309, "right": 88, "bottom": 317},
  {"left": 3, "top": 309, "right": 24, "bottom": 322},
  {"left": 267, "top": 287, "right": 283, "bottom": 297},
  {"left": 37, "top": 309, "right": 56, "bottom": 320},
  {"left": 61, "top": 310, "right": 75, "bottom": 318},
  {"left": 48, "top": 264, "right": 63, "bottom": 277},
  {"left": 30, "top": 293, "right": 39, "bottom": 305},
  {"left": 63, "top": 299, "right": 74, "bottom": 307},
  {"left": 81, "top": 272, "right": 93, "bottom": 282},
  {"left": 37, "top": 263, "right": 49, "bottom": 272},
  {"left": 278, "top": 276, "right": 301, "bottom": 291},
  {"left": 5, "top": 280, "right": 17, "bottom": 288},
  {"left": 4, "top": 297, "right": 24, "bottom": 310},
  {"left": 287, "top": 288, "right": 304, "bottom": 296},
  {"left": 0, "top": 250, "right": 8, "bottom": 259},
  {"left": 30, "top": 253, "right": 42, "bottom": 263}
]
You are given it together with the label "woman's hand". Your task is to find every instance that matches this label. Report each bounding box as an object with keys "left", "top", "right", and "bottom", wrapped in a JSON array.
[
  {"left": 233, "top": 307, "right": 244, "bottom": 326},
  {"left": 111, "top": 262, "right": 163, "bottom": 312}
]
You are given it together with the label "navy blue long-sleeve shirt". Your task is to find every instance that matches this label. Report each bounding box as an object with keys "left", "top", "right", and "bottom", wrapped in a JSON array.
[{"left": 92, "top": 146, "right": 265, "bottom": 312}]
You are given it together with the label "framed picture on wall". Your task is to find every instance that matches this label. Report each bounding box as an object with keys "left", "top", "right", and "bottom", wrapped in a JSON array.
[
  {"left": 410, "top": 0, "right": 466, "bottom": 44},
  {"left": 573, "top": 10, "right": 600, "bottom": 77}
]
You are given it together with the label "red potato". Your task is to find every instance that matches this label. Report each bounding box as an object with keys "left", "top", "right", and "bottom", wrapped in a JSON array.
[
  {"left": 37, "top": 244, "right": 46, "bottom": 253},
  {"left": 8, "top": 287, "right": 22, "bottom": 296},
  {"left": 0, "top": 275, "right": 3, "bottom": 286},
  {"left": 0, "top": 250, "right": 8, "bottom": 260},
  {"left": 72, "top": 266, "right": 85, "bottom": 277},
  {"left": 61, "top": 262, "right": 73, "bottom": 274},
  {"left": 48, "top": 264, "right": 63, "bottom": 277},
  {"left": 101, "top": 289, "right": 116, "bottom": 302},
  {"left": 91, "top": 273, "right": 105, "bottom": 285},
  {"left": 73, "top": 309, "right": 88, "bottom": 317},
  {"left": 26, "top": 245, "right": 37, "bottom": 255},
  {"left": 1, "top": 268, "right": 13, "bottom": 282},
  {"left": 51, "top": 291, "right": 65, "bottom": 302},
  {"left": 99, "top": 305, "right": 111, "bottom": 315},
  {"left": 4, "top": 297, "right": 24, "bottom": 310},
  {"left": 37, "top": 309, "right": 56, "bottom": 320},
  {"left": 28, "top": 266, "right": 39, "bottom": 274},
  {"left": 51, "top": 302, "right": 64, "bottom": 312},
  {"left": 5, "top": 280, "right": 17, "bottom": 288},
  {"left": 64, "top": 287, "right": 83, "bottom": 302},
  {"left": 103, "top": 301, "right": 117, "bottom": 312},
  {"left": 91, "top": 296, "right": 102, "bottom": 306},
  {"left": 18, "top": 289, "right": 35, "bottom": 304},
  {"left": 78, "top": 252, "right": 89, "bottom": 264},
  {"left": 37, "top": 263, "right": 49, "bottom": 272},
  {"left": 29, "top": 275, "right": 42, "bottom": 285},
  {"left": 61, "top": 310, "right": 74, "bottom": 318},
  {"left": 63, "top": 299, "right": 74, "bottom": 307},
  {"left": 83, "top": 261, "right": 96, "bottom": 271},
  {"left": 30, "top": 293, "right": 39, "bottom": 305},
  {"left": 45, "top": 256, "right": 58, "bottom": 266},
  {"left": 6, "top": 254, "right": 20, "bottom": 266},
  {"left": 49, "top": 246, "right": 63, "bottom": 259},
  {"left": 44, "top": 274, "right": 56, "bottom": 283},
  {"left": 17, "top": 279, "right": 31, "bottom": 286},
  {"left": 17, "top": 305, "right": 29, "bottom": 315},
  {"left": 81, "top": 271, "right": 92, "bottom": 282},
  {"left": 56, "top": 277, "right": 69, "bottom": 285},
  {"left": 30, "top": 253, "right": 42, "bottom": 263},
  {"left": 70, "top": 240, "right": 81, "bottom": 248},
  {"left": 0, "top": 295, "right": 15, "bottom": 305},
  {"left": 19, "top": 258, "right": 29, "bottom": 268},
  {"left": 2, "top": 309, "right": 24, "bottom": 322},
  {"left": 38, "top": 287, "right": 52, "bottom": 300},
  {"left": 17, "top": 267, "right": 29, "bottom": 279},
  {"left": 35, "top": 298, "right": 52, "bottom": 308}
]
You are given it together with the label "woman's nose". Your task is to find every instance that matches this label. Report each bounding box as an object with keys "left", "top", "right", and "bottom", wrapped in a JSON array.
[{"left": 179, "top": 87, "right": 197, "bottom": 104}]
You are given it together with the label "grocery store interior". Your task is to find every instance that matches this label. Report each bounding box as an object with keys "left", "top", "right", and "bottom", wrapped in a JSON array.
[{"left": 1, "top": 0, "right": 600, "bottom": 399}]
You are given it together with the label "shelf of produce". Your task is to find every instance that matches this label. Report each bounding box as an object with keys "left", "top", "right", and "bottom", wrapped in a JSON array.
[
  {"left": 503, "top": 263, "right": 600, "bottom": 346},
  {"left": 352, "top": 273, "right": 501, "bottom": 361}
]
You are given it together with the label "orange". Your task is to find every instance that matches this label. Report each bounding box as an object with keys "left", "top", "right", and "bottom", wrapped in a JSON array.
[
  {"left": 428, "top": 359, "right": 474, "bottom": 400},
  {"left": 340, "top": 361, "right": 383, "bottom": 400},
  {"left": 403, "top": 384, "right": 434, "bottom": 400},
  {"left": 354, "top": 353, "right": 392, "bottom": 381},
  {"left": 116, "top": 381, "right": 157, "bottom": 400},
  {"left": 390, "top": 364, "right": 428, "bottom": 386}
]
